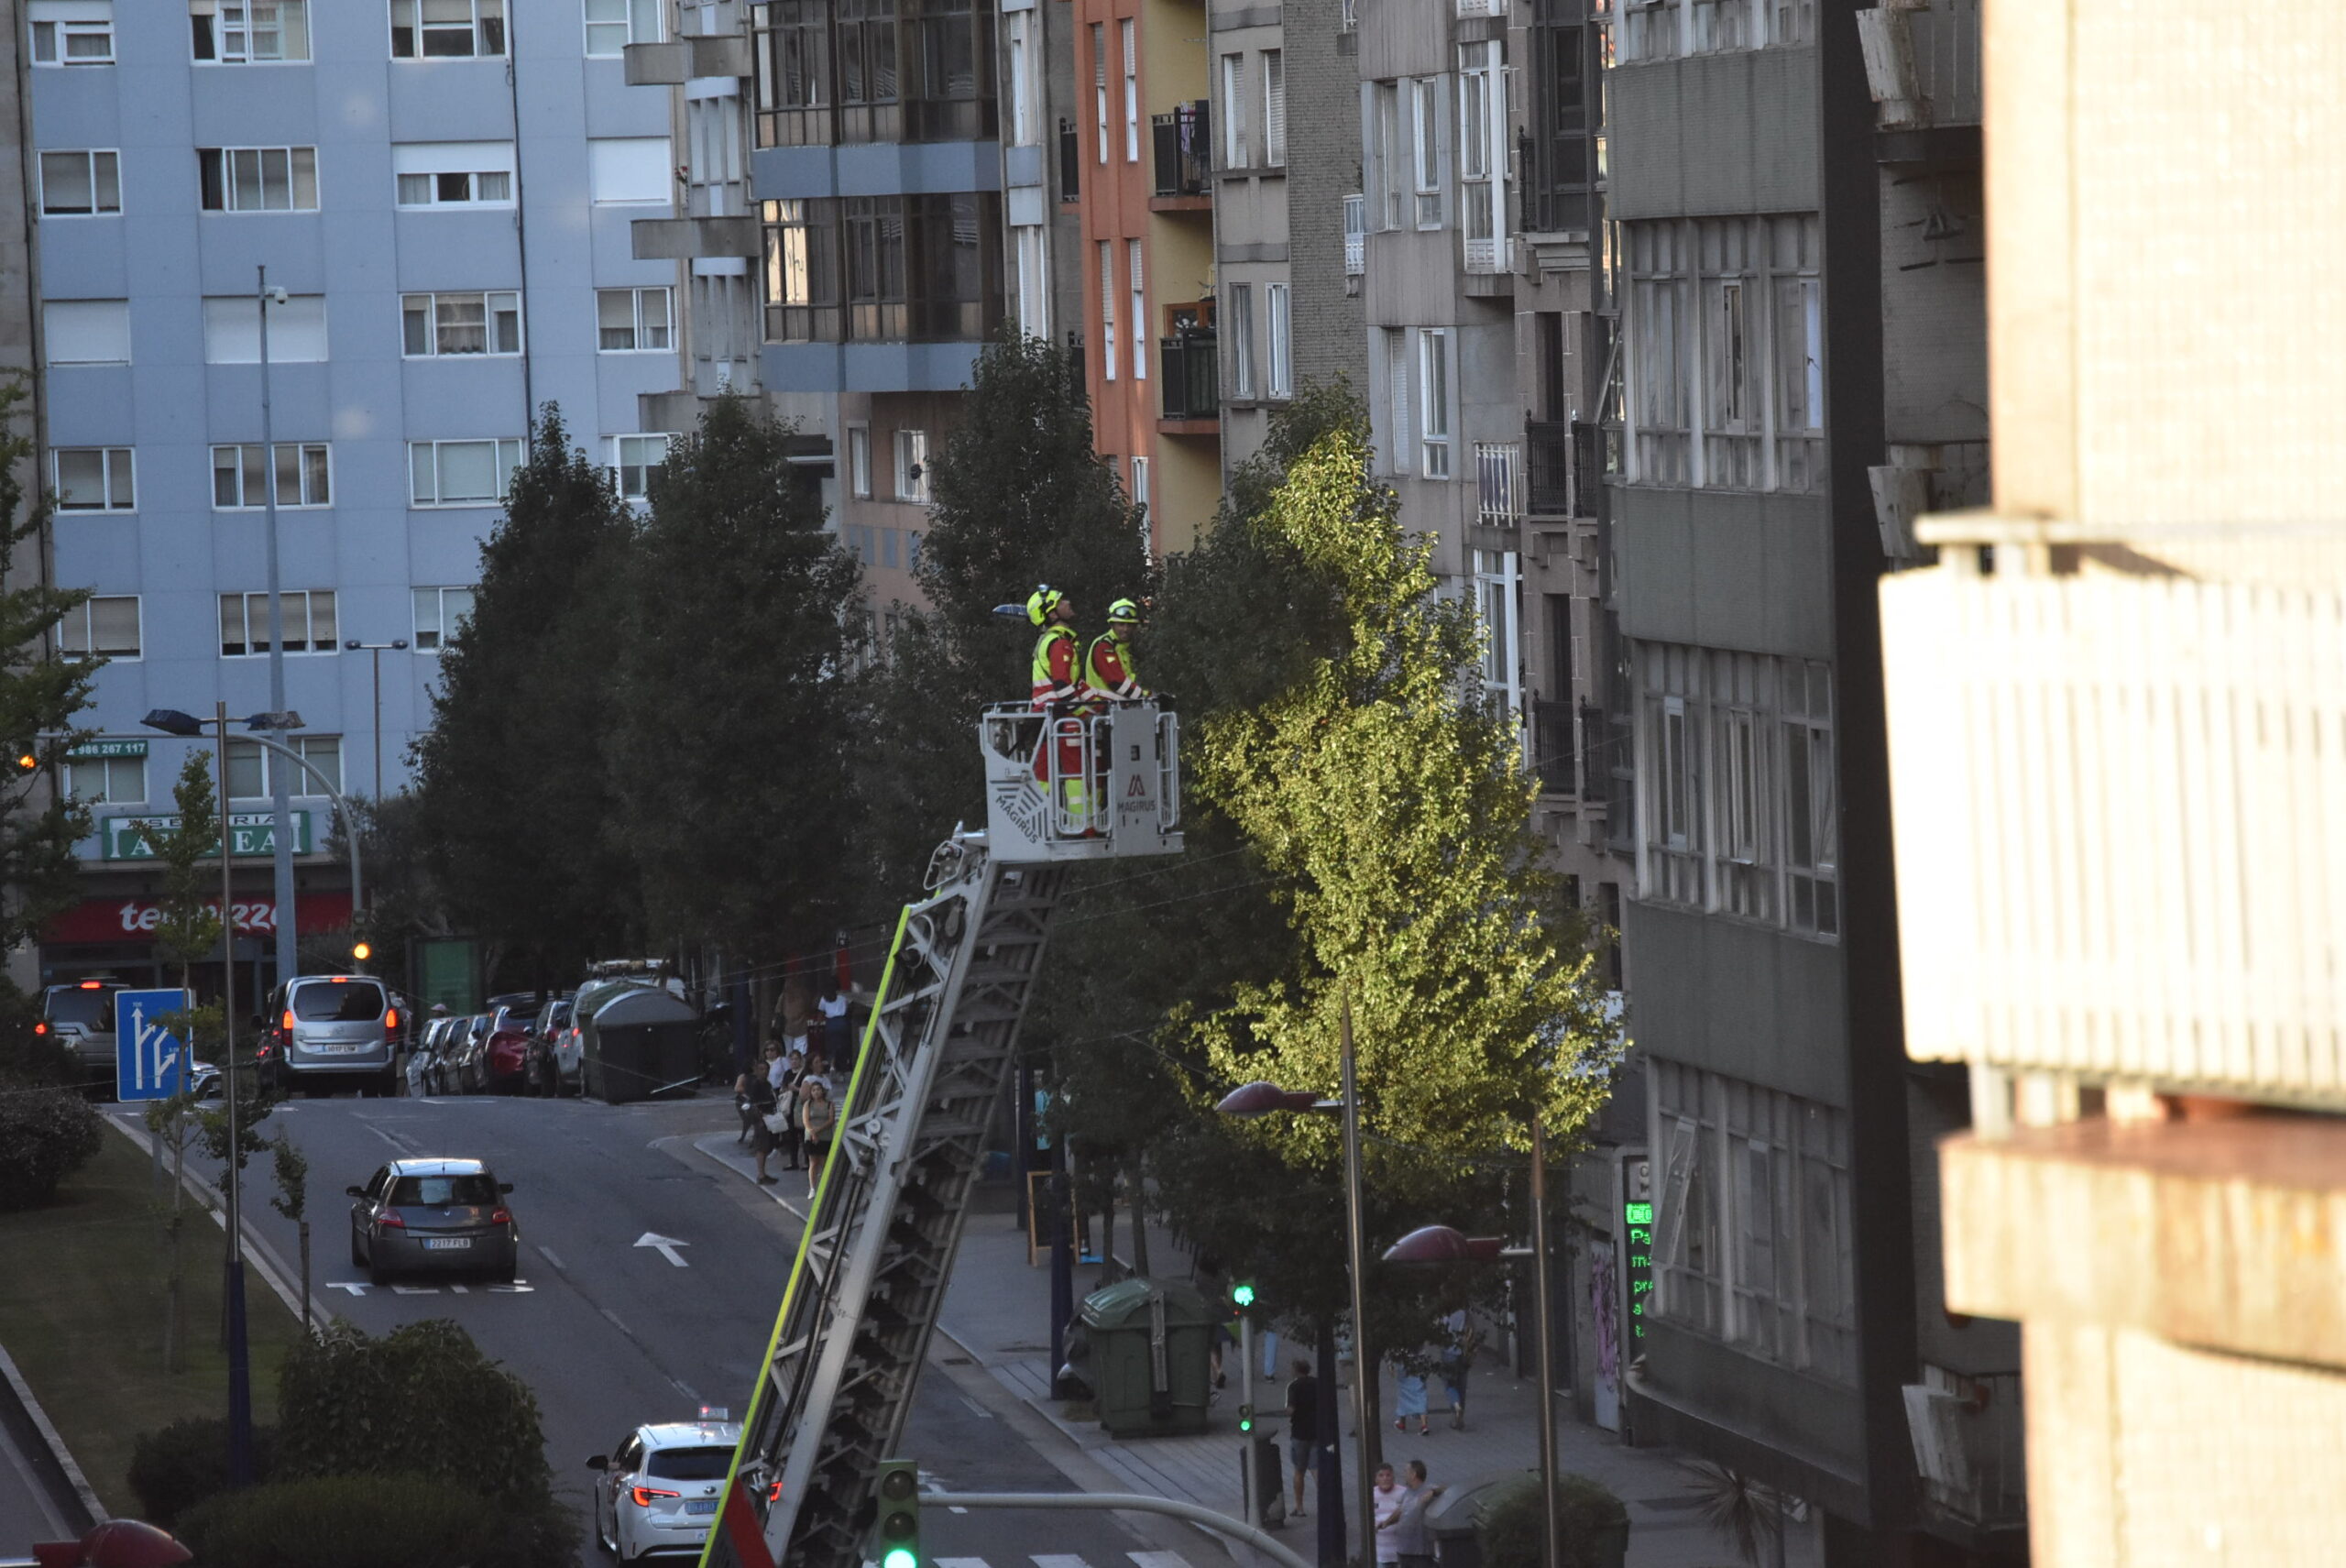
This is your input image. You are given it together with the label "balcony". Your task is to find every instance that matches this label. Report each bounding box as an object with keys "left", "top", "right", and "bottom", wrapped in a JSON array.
[
  {"left": 1343, "top": 194, "right": 1365, "bottom": 275},
  {"left": 1159, "top": 334, "right": 1218, "bottom": 423},
  {"left": 1474, "top": 442, "right": 1520, "bottom": 529},
  {"left": 633, "top": 214, "right": 759, "bottom": 262},
  {"left": 624, "top": 34, "right": 749, "bottom": 86},
  {"left": 1526, "top": 421, "right": 1573, "bottom": 517},
  {"left": 1152, "top": 102, "right": 1211, "bottom": 201},
  {"left": 1857, "top": 0, "right": 1981, "bottom": 135},
  {"left": 1530, "top": 699, "right": 1577, "bottom": 796}
]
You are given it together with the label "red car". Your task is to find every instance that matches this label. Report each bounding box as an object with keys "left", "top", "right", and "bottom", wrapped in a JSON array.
[{"left": 463, "top": 1005, "right": 535, "bottom": 1094}]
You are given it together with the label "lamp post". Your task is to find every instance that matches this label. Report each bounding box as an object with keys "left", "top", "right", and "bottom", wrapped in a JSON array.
[
  {"left": 341, "top": 639, "right": 408, "bottom": 808},
  {"left": 255, "top": 266, "right": 297, "bottom": 1000}
]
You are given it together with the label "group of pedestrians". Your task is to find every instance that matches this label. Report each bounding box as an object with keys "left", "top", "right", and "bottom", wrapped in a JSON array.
[{"left": 737, "top": 1036, "right": 839, "bottom": 1197}]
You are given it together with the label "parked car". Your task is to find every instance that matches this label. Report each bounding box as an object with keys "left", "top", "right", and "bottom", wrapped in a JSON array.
[
  {"left": 440, "top": 1014, "right": 490, "bottom": 1092},
  {"left": 260, "top": 975, "right": 399, "bottom": 1096},
  {"left": 38, "top": 979, "right": 124, "bottom": 1083},
  {"left": 586, "top": 1419, "right": 740, "bottom": 1563},
  {"left": 528, "top": 995, "right": 577, "bottom": 1096},
  {"left": 406, "top": 1016, "right": 455, "bottom": 1096},
  {"left": 345, "top": 1157, "right": 518, "bottom": 1286},
  {"left": 464, "top": 1005, "right": 534, "bottom": 1094}
]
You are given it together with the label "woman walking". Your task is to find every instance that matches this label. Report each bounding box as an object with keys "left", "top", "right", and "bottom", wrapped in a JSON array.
[
  {"left": 800, "top": 1075, "right": 839, "bottom": 1199},
  {"left": 737, "top": 1045, "right": 784, "bottom": 1186}
]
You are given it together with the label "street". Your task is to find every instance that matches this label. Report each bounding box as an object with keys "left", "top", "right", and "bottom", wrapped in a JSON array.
[{"left": 132, "top": 1091, "right": 1193, "bottom": 1568}]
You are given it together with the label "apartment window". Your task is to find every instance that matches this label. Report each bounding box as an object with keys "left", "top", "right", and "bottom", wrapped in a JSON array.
[
  {"left": 412, "top": 587, "right": 477, "bottom": 652},
  {"left": 193, "top": 1, "right": 310, "bottom": 62},
  {"left": 1092, "top": 26, "right": 1109, "bottom": 165},
  {"left": 1382, "top": 326, "right": 1409, "bottom": 473},
  {"left": 392, "top": 142, "right": 515, "bottom": 208},
  {"left": 198, "top": 147, "right": 318, "bottom": 212},
  {"left": 44, "top": 301, "right": 129, "bottom": 366},
  {"left": 402, "top": 291, "right": 521, "bottom": 356},
  {"left": 1098, "top": 240, "right": 1117, "bottom": 380},
  {"left": 582, "top": 0, "right": 659, "bottom": 56},
  {"left": 847, "top": 425, "right": 872, "bottom": 499},
  {"left": 1419, "top": 328, "right": 1451, "bottom": 477},
  {"left": 1007, "top": 13, "right": 1036, "bottom": 146},
  {"left": 1473, "top": 547, "right": 1520, "bottom": 719},
  {"left": 213, "top": 444, "right": 331, "bottom": 509},
  {"left": 1624, "top": 0, "right": 1814, "bottom": 63},
  {"left": 1412, "top": 79, "right": 1443, "bottom": 227},
  {"left": 201, "top": 295, "right": 327, "bottom": 364},
  {"left": 227, "top": 735, "right": 340, "bottom": 800},
  {"left": 390, "top": 0, "right": 505, "bottom": 58},
  {"left": 1120, "top": 20, "right": 1139, "bottom": 162},
  {"left": 53, "top": 448, "right": 134, "bottom": 511},
  {"left": 611, "top": 435, "right": 672, "bottom": 501},
  {"left": 1261, "top": 50, "right": 1286, "bottom": 168},
  {"left": 894, "top": 429, "right": 928, "bottom": 504},
  {"left": 39, "top": 150, "right": 120, "bottom": 215},
  {"left": 1783, "top": 663, "right": 1837, "bottom": 936},
  {"left": 1375, "top": 82, "right": 1404, "bottom": 230},
  {"left": 409, "top": 439, "right": 522, "bottom": 506},
  {"left": 63, "top": 751, "right": 145, "bottom": 805},
  {"left": 1650, "top": 1060, "right": 1855, "bottom": 1384},
  {"left": 1014, "top": 225, "right": 1048, "bottom": 338},
  {"left": 28, "top": 2, "right": 113, "bottom": 65},
  {"left": 1127, "top": 241, "right": 1147, "bottom": 381},
  {"left": 761, "top": 192, "right": 1003, "bottom": 346},
  {"left": 1458, "top": 41, "right": 1505, "bottom": 269},
  {"left": 588, "top": 137, "right": 674, "bottom": 205},
  {"left": 1265, "top": 283, "right": 1291, "bottom": 400},
  {"left": 219, "top": 590, "right": 336, "bottom": 656},
  {"left": 1220, "top": 54, "right": 1246, "bottom": 168},
  {"left": 596, "top": 287, "right": 672, "bottom": 351},
  {"left": 1228, "top": 282, "right": 1255, "bottom": 400},
  {"left": 56, "top": 596, "right": 140, "bottom": 659}
]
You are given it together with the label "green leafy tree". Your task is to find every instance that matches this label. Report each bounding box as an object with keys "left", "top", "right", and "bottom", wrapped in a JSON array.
[
  {"left": 138, "top": 752, "right": 226, "bottom": 991},
  {"left": 268, "top": 1129, "right": 312, "bottom": 1332},
  {"left": 607, "top": 396, "right": 864, "bottom": 958},
  {"left": 412, "top": 406, "right": 641, "bottom": 987}
]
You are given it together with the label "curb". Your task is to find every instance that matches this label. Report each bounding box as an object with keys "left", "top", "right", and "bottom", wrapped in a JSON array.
[
  {"left": 0, "top": 1341, "right": 104, "bottom": 1531},
  {"left": 104, "top": 1115, "right": 315, "bottom": 1329}
]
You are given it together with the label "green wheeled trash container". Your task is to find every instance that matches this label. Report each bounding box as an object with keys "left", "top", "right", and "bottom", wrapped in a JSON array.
[{"left": 1079, "top": 1277, "right": 1215, "bottom": 1437}]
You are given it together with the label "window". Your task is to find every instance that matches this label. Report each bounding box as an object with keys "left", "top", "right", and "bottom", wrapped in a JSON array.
[
  {"left": 847, "top": 425, "right": 872, "bottom": 499},
  {"left": 881, "top": 527, "right": 900, "bottom": 568},
  {"left": 611, "top": 434, "right": 672, "bottom": 501},
  {"left": 409, "top": 439, "right": 522, "bottom": 506},
  {"left": 412, "top": 587, "right": 476, "bottom": 651},
  {"left": 582, "top": 0, "right": 658, "bottom": 55},
  {"left": 53, "top": 448, "right": 134, "bottom": 511},
  {"left": 893, "top": 429, "right": 928, "bottom": 504},
  {"left": 197, "top": 147, "right": 319, "bottom": 212},
  {"left": 401, "top": 291, "right": 521, "bottom": 356},
  {"left": 1265, "top": 283, "right": 1291, "bottom": 400},
  {"left": 1650, "top": 1061, "right": 1854, "bottom": 1384},
  {"left": 1412, "top": 79, "right": 1443, "bottom": 227},
  {"left": 29, "top": 2, "right": 113, "bottom": 65},
  {"left": 1014, "top": 224, "right": 1047, "bottom": 338},
  {"left": 192, "top": 1, "right": 310, "bottom": 62},
  {"left": 226, "top": 735, "right": 340, "bottom": 800},
  {"left": 1419, "top": 327, "right": 1451, "bottom": 477},
  {"left": 1457, "top": 41, "right": 1505, "bottom": 269},
  {"left": 1099, "top": 240, "right": 1116, "bottom": 380},
  {"left": 212, "top": 444, "right": 331, "bottom": 509},
  {"left": 1783, "top": 664, "right": 1837, "bottom": 937},
  {"left": 392, "top": 142, "right": 515, "bottom": 208},
  {"left": 1474, "top": 547, "right": 1519, "bottom": 716},
  {"left": 390, "top": 0, "right": 505, "bottom": 58},
  {"left": 759, "top": 192, "right": 1003, "bottom": 345},
  {"left": 1220, "top": 53, "right": 1246, "bottom": 168},
  {"left": 56, "top": 596, "right": 140, "bottom": 658},
  {"left": 1121, "top": 20, "right": 1139, "bottom": 162},
  {"left": 1261, "top": 49, "right": 1286, "bottom": 168},
  {"left": 201, "top": 295, "right": 328, "bottom": 364},
  {"left": 588, "top": 137, "right": 673, "bottom": 205},
  {"left": 38, "top": 150, "right": 120, "bottom": 215},
  {"left": 1127, "top": 241, "right": 1146, "bottom": 382},
  {"left": 1007, "top": 13, "right": 1036, "bottom": 146},
  {"left": 1382, "top": 326, "right": 1409, "bottom": 472},
  {"left": 1375, "top": 82, "right": 1403, "bottom": 230},
  {"left": 44, "top": 301, "right": 129, "bottom": 366},
  {"left": 218, "top": 589, "right": 337, "bottom": 655},
  {"left": 595, "top": 287, "right": 671, "bottom": 351},
  {"left": 63, "top": 751, "right": 145, "bottom": 805},
  {"left": 1228, "top": 281, "right": 1255, "bottom": 400},
  {"left": 1623, "top": 0, "right": 1814, "bottom": 63},
  {"left": 1091, "top": 25, "right": 1109, "bottom": 165}
]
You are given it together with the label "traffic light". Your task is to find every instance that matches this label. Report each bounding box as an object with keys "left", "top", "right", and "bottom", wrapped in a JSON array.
[
  {"left": 1237, "top": 1402, "right": 1255, "bottom": 1434},
  {"left": 352, "top": 940, "right": 372, "bottom": 962},
  {"left": 1230, "top": 1281, "right": 1256, "bottom": 1309},
  {"left": 872, "top": 1458, "right": 920, "bottom": 1568}
]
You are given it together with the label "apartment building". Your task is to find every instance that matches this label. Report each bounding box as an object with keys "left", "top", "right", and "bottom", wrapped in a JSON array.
[
  {"left": 25, "top": 0, "right": 679, "bottom": 990},
  {"left": 1882, "top": 0, "right": 2346, "bottom": 1561}
]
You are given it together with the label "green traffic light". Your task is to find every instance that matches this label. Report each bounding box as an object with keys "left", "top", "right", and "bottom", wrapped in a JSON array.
[
  {"left": 883, "top": 1549, "right": 918, "bottom": 1568},
  {"left": 1231, "top": 1282, "right": 1256, "bottom": 1307},
  {"left": 1238, "top": 1402, "right": 1255, "bottom": 1432}
]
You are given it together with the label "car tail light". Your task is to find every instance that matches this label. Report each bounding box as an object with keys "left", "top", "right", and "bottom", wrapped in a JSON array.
[
  {"left": 32, "top": 1022, "right": 45, "bottom": 1036},
  {"left": 385, "top": 1008, "right": 399, "bottom": 1030},
  {"left": 281, "top": 1010, "right": 294, "bottom": 1033},
  {"left": 378, "top": 1211, "right": 406, "bottom": 1228},
  {"left": 630, "top": 1486, "right": 680, "bottom": 1508},
  {"left": 256, "top": 1042, "right": 273, "bottom": 1059},
  {"left": 77, "top": 980, "right": 103, "bottom": 990},
  {"left": 490, "top": 1208, "right": 511, "bottom": 1225}
]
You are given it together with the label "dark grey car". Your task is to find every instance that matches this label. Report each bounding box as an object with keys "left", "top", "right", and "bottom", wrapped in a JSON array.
[{"left": 346, "top": 1158, "right": 519, "bottom": 1286}]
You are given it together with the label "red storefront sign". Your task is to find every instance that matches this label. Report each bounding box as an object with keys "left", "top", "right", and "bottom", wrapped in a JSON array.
[{"left": 42, "top": 892, "right": 356, "bottom": 946}]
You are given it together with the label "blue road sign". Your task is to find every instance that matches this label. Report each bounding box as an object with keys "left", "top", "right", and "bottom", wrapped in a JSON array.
[{"left": 115, "top": 989, "right": 192, "bottom": 1102}]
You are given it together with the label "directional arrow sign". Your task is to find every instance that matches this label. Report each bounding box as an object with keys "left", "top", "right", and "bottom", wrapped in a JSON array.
[{"left": 635, "top": 1233, "right": 690, "bottom": 1267}]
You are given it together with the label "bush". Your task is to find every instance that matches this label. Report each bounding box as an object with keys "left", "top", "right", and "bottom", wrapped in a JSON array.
[
  {"left": 1475, "top": 1472, "right": 1632, "bottom": 1568},
  {"left": 126, "top": 1419, "right": 280, "bottom": 1528},
  {"left": 0, "top": 1079, "right": 104, "bottom": 1210},
  {"left": 175, "top": 1474, "right": 509, "bottom": 1568}
]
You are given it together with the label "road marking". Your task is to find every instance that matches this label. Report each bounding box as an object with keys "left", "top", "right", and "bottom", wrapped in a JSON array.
[
  {"left": 601, "top": 1307, "right": 631, "bottom": 1334},
  {"left": 537, "top": 1245, "right": 566, "bottom": 1272},
  {"left": 323, "top": 1281, "right": 535, "bottom": 1295},
  {"left": 936, "top": 1557, "right": 989, "bottom": 1567},
  {"left": 1130, "top": 1553, "right": 1191, "bottom": 1568},
  {"left": 1033, "top": 1554, "right": 1093, "bottom": 1568},
  {"left": 635, "top": 1232, "right": 691, "bottom": 1267}
]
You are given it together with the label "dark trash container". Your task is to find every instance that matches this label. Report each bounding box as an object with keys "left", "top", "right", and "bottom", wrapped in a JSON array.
[
  {"left": 583, "top": 988, "right": 700, "bottom": 1103},
  {"left": 1079, "top": 1277, "right": 1215, "bottom": 1437}
]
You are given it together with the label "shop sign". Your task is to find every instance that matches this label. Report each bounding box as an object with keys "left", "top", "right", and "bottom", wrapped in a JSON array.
[
  {"left": 42, "top": 892, "right": 356, "bottom": 945},
  {"left": 101, "top": 811, "right": 312, "bottom": 861},
  {"left": 68, "top": 739, "right": 148, "bottom": 760}
]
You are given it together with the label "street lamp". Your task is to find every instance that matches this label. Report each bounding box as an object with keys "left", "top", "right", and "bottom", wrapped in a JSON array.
[
  {"left": 142, "top": 710, "right": 364, "bottom": 929},
  {"left": 341, "top": 639, "right": 408, "bottom": 806},
  {"left": 254, "top": 267, "right": 298, "bottom": 1006}
]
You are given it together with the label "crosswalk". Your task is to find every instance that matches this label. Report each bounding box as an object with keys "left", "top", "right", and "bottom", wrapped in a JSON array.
[{"left": 933, "top": 1553, "right": 1193, "bottom": 1568}]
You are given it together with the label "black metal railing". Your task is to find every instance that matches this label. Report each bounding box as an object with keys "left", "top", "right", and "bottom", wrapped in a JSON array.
[
  {"left": 1152, "top": 101, "right": 1211, "bottom": 198},
  {"left": 1058, "top": 117, "right": 1080, "bottom": 201},
  {"left": 1160, "top": 334, "right": 1218, "bottom": 420},
  {"left": 1527, "top": 420, "right": 1573, "bottom": 517},
  {"left": 1532, "top": 699, "right": 1578, "bottom": 796}
]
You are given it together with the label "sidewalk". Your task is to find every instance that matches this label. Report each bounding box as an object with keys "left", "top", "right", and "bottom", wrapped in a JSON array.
[{"left": 692, "top": 1134, "right": 1814, "bottom": 1568}]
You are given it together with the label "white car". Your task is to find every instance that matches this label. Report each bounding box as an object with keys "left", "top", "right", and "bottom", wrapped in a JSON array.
[{"left": 587, "top": 1420, "right": 741, "bottom": 1562}]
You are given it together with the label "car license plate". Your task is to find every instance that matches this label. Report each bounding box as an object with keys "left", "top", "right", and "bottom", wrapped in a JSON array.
[
  {"left": 422, "top": 1238, "right": 472, "bottom": 1251},
  {"left": 686, "top": 1499, "right": 719, "bottom": 1516}
]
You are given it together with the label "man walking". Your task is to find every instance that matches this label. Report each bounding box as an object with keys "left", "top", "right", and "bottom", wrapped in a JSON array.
[{"left": 1284, "top": 1357, "right": 1319, "bottom": 1518}]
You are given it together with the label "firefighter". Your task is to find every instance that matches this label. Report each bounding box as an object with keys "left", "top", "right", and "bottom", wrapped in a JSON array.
[
  {"left": 1027, "top": 586, "right": 1092, "bottom": 830},
  {"left": 1084, "top": 598, "right": 1149, "bottom": 702},
  {"left": 1028, "top": 586, "right": 1082, "bottom": 707}
]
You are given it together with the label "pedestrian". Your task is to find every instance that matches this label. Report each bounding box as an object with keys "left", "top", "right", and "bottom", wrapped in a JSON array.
[
  {"left": 1372, "top": 1464, "right": 1408, "bottom": 1568},
  {"left": 778, "top": 1049, "right": 808, "bottom": 1169},
  {"left": 1284, "top": 1357, "right": 1319, "bottom": 1518},
  {"left": 737, "top": 1046, "right": 784, "bottom": 1186},
  {"left": 1395, "top": 1460, "right": 1444, "bottom": 1568},
  {"left": 1392, "top": 1354, "right": 1431, "bottom": 1437},
  {"left": 800, "top": 1074, "right": 838, "bottom": 1198},
  {"left": 818, "top": 981, "right": 851, "bottom": 1070},
  {"left": 1439, "top": 1310, "right": 1478, "bottom": 1431}
]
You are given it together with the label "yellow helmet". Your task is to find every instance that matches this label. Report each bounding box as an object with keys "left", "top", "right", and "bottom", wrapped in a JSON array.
[
  {"left": 1026, "top": 585, "right": 1067, "bottom": 626},
  {"left": 1107, "top": 598, "right": 1142, "bottom": 625}
]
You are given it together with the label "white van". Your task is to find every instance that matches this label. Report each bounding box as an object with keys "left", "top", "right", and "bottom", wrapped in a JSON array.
[{"left": 262, "top": 975, "right": 397, "bottom": 1095}]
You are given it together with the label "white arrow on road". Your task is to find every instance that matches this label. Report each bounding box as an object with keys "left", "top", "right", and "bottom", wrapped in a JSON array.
[{"left": 635, "top": 1232, "right": 691, "bottom": 1267}]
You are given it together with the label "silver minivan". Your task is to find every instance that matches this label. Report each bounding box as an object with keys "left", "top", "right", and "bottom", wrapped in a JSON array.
[{"left": 263, "top": 974, "right": 397, "bottom": 1095}]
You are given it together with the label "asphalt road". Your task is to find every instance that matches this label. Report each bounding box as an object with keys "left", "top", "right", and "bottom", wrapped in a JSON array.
[{"left": 153, "top": 1089, "right": 1170, "bottom": 1568}]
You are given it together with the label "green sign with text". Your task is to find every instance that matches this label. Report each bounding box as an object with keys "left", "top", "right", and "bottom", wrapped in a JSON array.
[
  {"left": 68, "top": 738, "right": 148, "bottom": 760},
  {"left": 102, "top": 811, "right": 312, "bottom": 861}
]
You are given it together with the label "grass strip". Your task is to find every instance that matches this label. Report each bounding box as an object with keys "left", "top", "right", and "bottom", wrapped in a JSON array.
[{"left": 0, "top": 1127, "right": 304, "bottom": 1515}]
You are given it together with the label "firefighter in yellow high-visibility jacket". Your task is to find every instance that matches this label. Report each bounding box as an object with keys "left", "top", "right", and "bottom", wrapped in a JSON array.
[
  {"left": 1027, "top": 586, "right": 1091, "bottom": 831},
  {"left": 1084, "top": 598, "right": 1149, "bottom": 702}
]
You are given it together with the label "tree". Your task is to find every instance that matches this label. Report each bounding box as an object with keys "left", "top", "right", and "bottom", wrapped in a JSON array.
[
  {"left": 411, "top": 406, "right": 641, "bottom": 987},
  {"left": 607, "top": 396, "right": 864, "bottom": 959}
]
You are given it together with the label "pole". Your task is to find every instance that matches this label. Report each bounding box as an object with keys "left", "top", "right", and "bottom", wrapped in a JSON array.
[
  {"left": 214, "top": 702, "right": 254, "bottom": 1488},
  {"left": 257, "top": 265, "right": 297, "bottom": 994},
  {"left": 1531, "top": 1117, "right": 1559, "bottom": 1568},
  {"left": 1340, "top": 992, "right": 1378, "bottom": 1568},
  {"left": 1047, "top": 1134, "right": 1074, "bottom": 1394},
  {"left": 1315, "top": 1327, "right": 1343, "bottom": 1568},
  {"left": 1239, "top": 1311, "right": 1255, "bottom": 1533},
  {"left": 370, "top": 645, "right": 383, "bottom": 806}
]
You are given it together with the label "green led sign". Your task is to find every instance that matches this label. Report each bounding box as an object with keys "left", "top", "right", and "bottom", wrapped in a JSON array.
[{"left": 1624, "top": 1201, "right": 1654, "bottom": 1342}]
